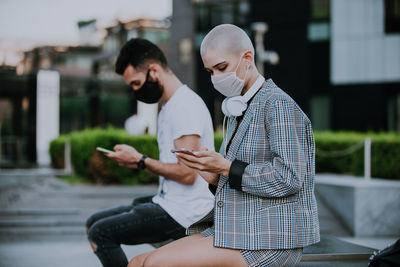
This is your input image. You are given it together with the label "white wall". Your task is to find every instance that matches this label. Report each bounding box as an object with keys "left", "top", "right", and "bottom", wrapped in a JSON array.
[{"left": 331, "top": 0, "right": 400, "bottom": 85}]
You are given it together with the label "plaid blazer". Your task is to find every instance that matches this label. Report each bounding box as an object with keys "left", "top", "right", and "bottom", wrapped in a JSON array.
[{"left": 188, "top": 79, "right": 320, "bottom": 250}]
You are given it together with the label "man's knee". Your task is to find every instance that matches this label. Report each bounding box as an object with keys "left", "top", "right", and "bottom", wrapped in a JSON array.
[
  {"left": 89, "top": 241, "right": 98, "bottom": 252},
  {"left": 87, "top": 227, "right": 99, "bottom": 251},
  {"left": 87, "top": 222, "right": 106, "bottom": 248},
  {"left": 85, "top": 213, "right": 97, "bottom": 230}
]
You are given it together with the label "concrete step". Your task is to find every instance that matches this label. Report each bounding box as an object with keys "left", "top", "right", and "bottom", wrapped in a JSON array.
[
  {"left": 0, "top": 226, "right": 85, "bottom": 240},
  {"left": 0, "top": 168, "right": 71, "bottom": 178},
  {"left": 40, "top": 191, "right": 139, "bottom": 198},
  {"left": 0, "top": 218, "right": 84, "bottom": 227},
  {"left": 0, "top": 208, "right": 80, "bottom": 216}
]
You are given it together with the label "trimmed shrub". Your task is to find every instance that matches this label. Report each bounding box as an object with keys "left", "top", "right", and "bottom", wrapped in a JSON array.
[
  {"left": 214, "top": 134, "right": 223, "bottom": 154},
  {"left": 49, "top": 134, "right": 69, "bottom": 169},
  {"left": 315, "top": 132, "right": 400, "bottom": 179},
  {"left": 68, "top": 127, "right": 159, "bottom": 184},
  {"left": 50, "top": 129, "right": 400, "bottom": 183}
]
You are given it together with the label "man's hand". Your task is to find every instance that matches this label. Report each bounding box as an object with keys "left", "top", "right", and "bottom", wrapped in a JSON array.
[{"left": 106, "top": 144, "right": 143, "bottom": 168}]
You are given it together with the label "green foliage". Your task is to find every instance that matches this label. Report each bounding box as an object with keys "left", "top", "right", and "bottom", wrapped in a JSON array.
[
  {"left": 214, "top": 134, "right": 223, "bottom": 153},
  {"left": 68, "top": 127, "right": 159, "bottom": 184},
  {"left": 49, "top": 134, "right": 69, "bottom": 169},
  {"left": 50, "top": 129, "right": 400, "bottom": 184},
  {"left": 57, "top": 174, "right": 91, "bottom": 185}
]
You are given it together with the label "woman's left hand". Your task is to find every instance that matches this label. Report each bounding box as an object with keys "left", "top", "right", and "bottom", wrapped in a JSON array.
[{"left": 176, "top": 150, "right": 231, "bottom": 177}]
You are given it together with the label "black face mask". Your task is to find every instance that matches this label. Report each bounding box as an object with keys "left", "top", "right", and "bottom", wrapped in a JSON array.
[{"left": 134, "top": 70, "right": 163, "bottom": 104}]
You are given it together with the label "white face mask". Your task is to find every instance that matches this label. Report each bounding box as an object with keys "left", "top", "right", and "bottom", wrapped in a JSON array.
[{"left": 211, "top": 55, "right": 249, "bottom": 97}]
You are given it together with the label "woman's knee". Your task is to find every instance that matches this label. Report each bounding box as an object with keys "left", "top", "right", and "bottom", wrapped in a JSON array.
[
  {"left": 128, "top": 252, "right": 152, "bottom": 267},
  {"left": 142, "top": 251, "right": 169, "bottom": 267}
]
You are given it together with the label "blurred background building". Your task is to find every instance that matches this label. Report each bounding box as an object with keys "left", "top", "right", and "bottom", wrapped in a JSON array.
[
  {"left": 0, "top": 0, "right": 399, "bottom": 167},
  {"left": 171, "top": 0, "right": 400, "bottom": 132},
  {"left": 0, "top": 16, "right": 171, "bottom": 167}
]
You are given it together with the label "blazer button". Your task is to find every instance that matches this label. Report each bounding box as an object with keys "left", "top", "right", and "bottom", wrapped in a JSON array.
[{"left": 217, "top": 201, "right": 224, "bottom": 207}]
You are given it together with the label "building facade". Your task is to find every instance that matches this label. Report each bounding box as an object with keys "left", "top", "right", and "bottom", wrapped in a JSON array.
[{"left": 170, "top": 0, "right": 400, "bottom": 132}]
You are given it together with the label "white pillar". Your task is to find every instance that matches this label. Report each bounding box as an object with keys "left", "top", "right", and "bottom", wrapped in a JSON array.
[
  {"left": 64, "top": 141, "right": 72, "bottom": 173},
  {"left": 137, "top": 102, "right": 158, "bottom": 135},
  {"left": 36, "top": 70, "right": 60, "bottom": 166},
  {"left": 364, "top": 138, "right": 371, "bottom": 180}
]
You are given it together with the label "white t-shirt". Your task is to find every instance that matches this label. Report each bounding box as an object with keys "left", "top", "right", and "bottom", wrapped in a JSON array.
[{"left": 152, "top": 85, "right": 215, "bottom": 228}]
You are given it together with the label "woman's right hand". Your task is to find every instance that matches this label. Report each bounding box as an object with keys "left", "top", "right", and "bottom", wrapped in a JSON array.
[{"left": 198, "top": 171, "right": 219, "bottom": 186}]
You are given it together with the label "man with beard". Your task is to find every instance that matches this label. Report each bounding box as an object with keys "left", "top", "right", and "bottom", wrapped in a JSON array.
[{"left": 86, "top": 38, "right": 215, "bottom": 267}]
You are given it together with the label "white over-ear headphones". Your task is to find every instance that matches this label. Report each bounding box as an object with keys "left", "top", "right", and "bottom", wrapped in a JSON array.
[{"left": 221, "top": 75, "right": 265, "bottom": 117}]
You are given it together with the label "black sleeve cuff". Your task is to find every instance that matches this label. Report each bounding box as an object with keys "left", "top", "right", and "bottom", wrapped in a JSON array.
[
  {"left": 208, "top": 184, "right": 217, "bottom": 195},
  {"left": 228, "top": 159, "right": 249, "bottom": 191}
]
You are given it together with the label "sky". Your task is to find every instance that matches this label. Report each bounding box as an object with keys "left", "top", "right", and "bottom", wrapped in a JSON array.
[{"left": 0, "top": 0, "right": 172, "bottom": 65}]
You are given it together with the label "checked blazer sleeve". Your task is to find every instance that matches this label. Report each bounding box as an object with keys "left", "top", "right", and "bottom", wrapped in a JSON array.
[{"left": 238, "top": 99, "right": 309, "bottom": 198}]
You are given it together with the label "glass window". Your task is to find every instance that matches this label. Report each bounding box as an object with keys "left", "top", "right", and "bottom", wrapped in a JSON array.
[
  {"left": 387, "top": 94, "right": 400, "bottom": 131},
  {"left": 310, "top": 95, "right": 331, "bottom": 131},
  {"left": 127, "top": 29, "right": 138, "bottom": 40},
  {"left": 142, "top": 30, "right": 170, "bottom": 44},
  {"left": 309, "top": 0, "right": 330, "bottom": 42},
  {"left": 310, "top": 0, "right": 330, "bottom": 21},
  {"left": 385, "top": 0, "right": 400, "bottom": 33}
]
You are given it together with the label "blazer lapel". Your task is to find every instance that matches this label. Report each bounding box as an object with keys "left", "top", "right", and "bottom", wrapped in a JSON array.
[
  {"left": 222, "top": 117, "right": 237, "bottom": 157},
  {"left": 216, "top": 102, "right": 257, "bottom": 195},
  {"left": 226, "top": 105, "right": 256, "bottom": 160}
]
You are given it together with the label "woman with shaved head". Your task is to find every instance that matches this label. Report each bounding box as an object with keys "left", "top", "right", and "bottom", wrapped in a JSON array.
[{"left": 128, "top": 24, "right": 320, "bottom": 267}]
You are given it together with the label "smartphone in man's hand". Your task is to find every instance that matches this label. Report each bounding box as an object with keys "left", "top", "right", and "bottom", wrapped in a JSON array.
[
  {"left": 171, "top": 148, "right": 198, "bottom": 156},
  {"left": 96, "top": 147, "right": 114, "bottom": 154}
]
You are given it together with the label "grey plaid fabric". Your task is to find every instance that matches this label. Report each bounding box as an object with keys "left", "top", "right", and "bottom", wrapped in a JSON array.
[
  {"left": 200, "top": 227, "right": 303, "bottom": 267},
  {"left": 240, "top": 248, "right": 303, "bottom": 267},
  {"left": 188, "top": 79, "right": 320, "bottom": 250}
]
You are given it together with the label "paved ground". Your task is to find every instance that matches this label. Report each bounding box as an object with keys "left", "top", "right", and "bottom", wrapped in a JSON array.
[{"left": 0, "top": 168, "right": 397, "bottom": 267}]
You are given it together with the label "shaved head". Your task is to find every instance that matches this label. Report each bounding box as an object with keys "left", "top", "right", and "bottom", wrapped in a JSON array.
[{"left": 200, "top": 24, "right": 255, "bottom": 57}]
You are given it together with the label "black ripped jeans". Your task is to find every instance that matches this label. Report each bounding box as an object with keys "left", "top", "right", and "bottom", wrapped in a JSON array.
[{"left": 86, "top": 196, "right": 186, "bottom": 267}]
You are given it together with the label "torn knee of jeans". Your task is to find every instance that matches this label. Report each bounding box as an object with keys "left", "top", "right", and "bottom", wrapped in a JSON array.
[
  {"left": 90, "top": 241, "right": 98, "bottom": 251},
  {"left": 87, "top": 229, "right": 98, "bottom": 251}
]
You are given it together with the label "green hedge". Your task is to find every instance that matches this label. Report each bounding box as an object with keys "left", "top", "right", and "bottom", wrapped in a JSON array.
[
  {"left": 50, "top": 129, "right": 400, "bottom": 184},
  {"left": 49, "top": 134, "right": 69, "bottom": 169},
  {"left": 314, "top": 131, "right": 400, "bottom": 179},
  {"left": 50, "top": 128, "right": 223, "bottom": 184}
]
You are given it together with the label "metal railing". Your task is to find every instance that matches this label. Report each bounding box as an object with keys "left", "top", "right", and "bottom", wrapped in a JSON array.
[{"left": 316, "top": 138, "right": 372, "bottom": 180}]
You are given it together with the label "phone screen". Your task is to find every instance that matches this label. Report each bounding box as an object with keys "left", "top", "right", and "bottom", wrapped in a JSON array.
[
  {"left": 96, "top": 147, "right": 114, "bottom": 154},
  {"left": 171, "top": 148, "right": 197, "bottom": 156}
]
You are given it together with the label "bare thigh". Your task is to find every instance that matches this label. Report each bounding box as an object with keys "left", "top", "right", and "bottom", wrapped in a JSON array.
[
  {"left": 138, "top": 234, "right": 248, "bottom": 267},
  {"left": 128, "top": 234, "right": 206, "bottom": 267}
]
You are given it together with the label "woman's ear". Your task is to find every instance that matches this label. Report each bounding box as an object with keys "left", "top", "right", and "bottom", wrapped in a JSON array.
[{"left": 243, "top": 50, "right": 254, "bottom": 66}]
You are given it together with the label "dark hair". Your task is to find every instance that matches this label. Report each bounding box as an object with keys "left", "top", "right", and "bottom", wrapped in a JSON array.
[{"left": 115, "top": 38, "right": 168, "bottom": 75}]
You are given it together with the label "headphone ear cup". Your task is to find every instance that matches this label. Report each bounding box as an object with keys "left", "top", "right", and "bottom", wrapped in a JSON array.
[
  {"left": 221, "top": 98, "right": 230, "bottom": 117},
  {"left": 223, "top": 96, "right": 247, "bottom": 117}
]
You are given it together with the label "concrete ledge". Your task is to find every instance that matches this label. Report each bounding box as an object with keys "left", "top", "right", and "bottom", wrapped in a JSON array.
[
  {"left": 315, "top": 174, "right": 400, "bottom": 237},
  {"left": 302, "top": 236, "right": 374, "bottom": 262}
]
